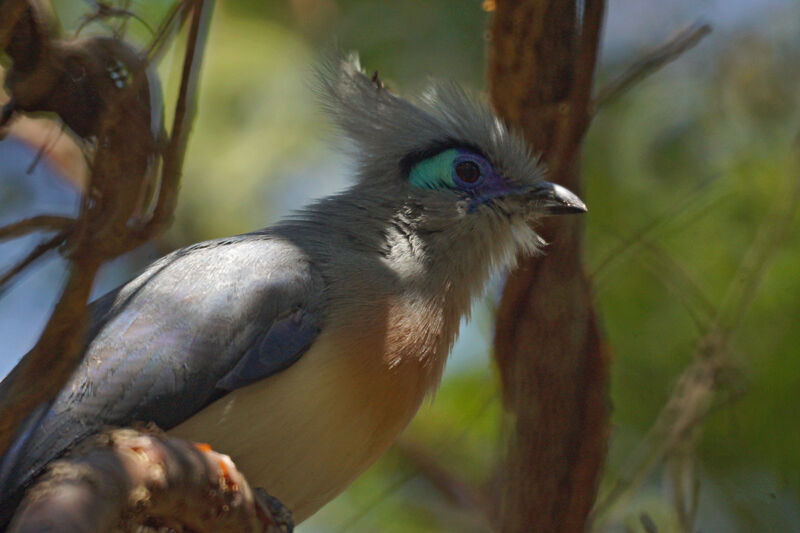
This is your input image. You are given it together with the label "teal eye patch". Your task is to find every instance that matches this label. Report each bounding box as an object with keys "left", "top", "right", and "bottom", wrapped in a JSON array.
[{"left": 408, "top": 149, "right": 458, "bottom": 191}]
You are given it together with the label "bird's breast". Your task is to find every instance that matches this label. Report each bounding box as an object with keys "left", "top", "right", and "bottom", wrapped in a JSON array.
[{"left": 168, "top": 297, "right": 451, "bottom": 522}]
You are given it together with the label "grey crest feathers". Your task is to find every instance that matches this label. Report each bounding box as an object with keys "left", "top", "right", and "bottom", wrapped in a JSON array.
[
  {"left": 315, "top": 53, "right": 545, "bottom": 189},
  {"left": 308, "top": 52, "right": 552, "bottom": 284}
]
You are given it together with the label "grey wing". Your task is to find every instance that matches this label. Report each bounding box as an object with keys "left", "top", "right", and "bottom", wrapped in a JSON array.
[{"left": 0, "top": 233, "right": 326, "bottom": 519}]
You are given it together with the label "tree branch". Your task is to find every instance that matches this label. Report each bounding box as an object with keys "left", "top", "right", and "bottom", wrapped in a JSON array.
[
  {"left": 488, "top": 2, "right": 610, "bottom": 532},
  {"left": 0, "top": 0, "right": 33, "bottom": 53},
  {"left": 395, "top": 440, "right": 490, "bottom": 521},
  {"left": 0, "top": 15, "right": 160, "bottom": 457},
  {"left": 0, "top": 215, "right": 73, "bottom": 241},
  {"left": 0, "top": 229, "right": 68, "bottom": 290},
  {"left": 0, "top": 4, "right": 298, "bottom": 531},
  {"left": 7, "top": 427, "right": 292, "bottom": 533},
  {"left": 594, "top": 22, "right": 711, "bottom": 109},
  {"left": 0, "top": 0, "right": 186, "bottom": 459},
  {"left": 550, "top": 0, "right": 606, "bottom": 182}
]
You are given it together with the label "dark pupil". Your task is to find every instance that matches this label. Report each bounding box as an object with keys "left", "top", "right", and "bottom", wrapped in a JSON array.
[{"left": 455, "top": 161, "right": 480, "bottom": 183}]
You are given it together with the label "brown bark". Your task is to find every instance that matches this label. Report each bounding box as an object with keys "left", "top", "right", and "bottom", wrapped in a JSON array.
[
  {"left": 7, "top": 427, "right": 291, "bottom": 533},
  {"left": 0, "top": 0, "right": 159, "bottom": 457},
  {"left": 0, "top": 5, "right": 298, "bottom": 530},
  {"left": 0, "top": 0, "right": 209, "bottom": 460},
  {"left": 488, "top": 2, "right": 610, "bottom": 531}
]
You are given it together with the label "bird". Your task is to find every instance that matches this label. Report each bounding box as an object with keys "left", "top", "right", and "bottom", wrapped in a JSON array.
[{"left": 0, "top": 53, "right": 586, "bottom": 527}]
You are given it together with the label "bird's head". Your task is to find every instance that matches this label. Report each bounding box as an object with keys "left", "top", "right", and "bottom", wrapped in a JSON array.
[{"left": 315, "top": 53, "right": 586, "bottom": 283}]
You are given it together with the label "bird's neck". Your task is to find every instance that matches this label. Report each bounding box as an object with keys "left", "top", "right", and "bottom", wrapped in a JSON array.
[
  {"left": 280, "top": 184, "right": 495, "bottom": 309},
  {"left": 274, "top": 186, "right": 501, "bottom": 391}
]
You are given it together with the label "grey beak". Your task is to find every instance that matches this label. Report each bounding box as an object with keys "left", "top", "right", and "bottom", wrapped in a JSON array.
[{"left": 530, "top": 181, "right": 587, "bottom": 215}]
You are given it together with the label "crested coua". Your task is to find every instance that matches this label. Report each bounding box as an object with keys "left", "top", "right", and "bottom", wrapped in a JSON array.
[{"left": 0, "top": 54, "right": 586, "bottom": 526}]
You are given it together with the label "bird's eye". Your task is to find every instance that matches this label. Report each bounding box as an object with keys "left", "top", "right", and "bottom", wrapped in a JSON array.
[{"left": 454, "top": 161, "right": 481, "bottom": 184}]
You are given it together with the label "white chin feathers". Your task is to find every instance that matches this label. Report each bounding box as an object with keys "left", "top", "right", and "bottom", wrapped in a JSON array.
[{"left": 489, "top": 217, "right": 546, "bottom": 274}]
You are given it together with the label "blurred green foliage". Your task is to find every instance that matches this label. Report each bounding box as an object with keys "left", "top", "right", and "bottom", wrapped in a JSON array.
[{"left": 36, "top": 1, "right": 800, "bottom": 531}]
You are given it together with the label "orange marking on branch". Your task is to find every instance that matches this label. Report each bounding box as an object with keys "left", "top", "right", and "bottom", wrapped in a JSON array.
[{"left": 217, "top": 459, "right": 229, "bottom": 478}]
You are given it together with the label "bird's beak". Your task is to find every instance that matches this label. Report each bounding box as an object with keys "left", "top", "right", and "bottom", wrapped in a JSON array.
[{"left": 529, "top": 181, "right": 587, "bottom": 215}]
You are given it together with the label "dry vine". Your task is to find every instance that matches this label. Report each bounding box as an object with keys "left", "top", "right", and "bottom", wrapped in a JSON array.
[{"left": 0, "top": 0, "right": 288, "bottom": 529}]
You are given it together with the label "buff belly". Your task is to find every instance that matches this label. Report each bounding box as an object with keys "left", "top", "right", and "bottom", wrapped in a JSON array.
[{"left": 168, "top": 328, "right": 434, "bottom": 523}]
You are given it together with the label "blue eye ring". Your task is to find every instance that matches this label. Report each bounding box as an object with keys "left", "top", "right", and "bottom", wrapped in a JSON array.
[{"left": 452, "top": 154, "right": 490, "bottom": 188}]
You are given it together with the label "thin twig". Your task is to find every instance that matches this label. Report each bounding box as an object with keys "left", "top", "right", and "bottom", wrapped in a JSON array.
[
  {"left": 116, "top": 0, "right": 136, "bottom": 37},
  {"left": 395, "top": 440, "right": 490, "bottom": 516},
  {"left": 595, "top": 226, "right": 718, "bottom": 332},
  {"left": 25, "top": 124, "right": 66, "bottom": 175},
  {"left": 144, "top": 0, "right": 190, "bottom": 61},
  {"left": 591, "top": 140, "right": 800, "bottom": 525},
  {"left": 0, "top": 230, "right": 67, "bottom": 292},
  {"left": 0, "top": 215, "right": 74, "bottom": 241},
  {"left": 643, "top": 241, "right": 716, "bottom": 321},
  {"left": 667, "top": 451, "right": 700, "bottom": 532},
  {"left": 716, "top": 165, "right": 800, "bottom": 337},
  {"left": 635, "top": 250, "right": 711, "bottom": 332},
  {"left": 591, "top": 346, "right": 725, "bottom": 526},
  {"left": 145, "top": 0, "right": 211, "bottom": 233},
  {"left": 335, "top": 469, "right": 415, "bottom": 533},
  {"left": 591, "top": 175, "right": 722, "bottom": 280},
  {"left": 594, "top": 22, "right": 711, "bottom": 109},
  {"left": 76, "top": 1, "right": 154, "bottom": 37}
]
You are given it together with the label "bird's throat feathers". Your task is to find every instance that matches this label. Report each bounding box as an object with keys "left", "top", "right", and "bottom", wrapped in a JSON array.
[
  {"left": 284, "top": 183, "right": 539, "bottom": 303},
  {"left": 277, "top": 186, "right": 542, "bottom": 396}
]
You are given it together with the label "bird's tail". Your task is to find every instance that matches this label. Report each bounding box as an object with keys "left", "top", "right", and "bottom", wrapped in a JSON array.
[{"left": 0, "top": 403, "right": 51, "bottom": 531}]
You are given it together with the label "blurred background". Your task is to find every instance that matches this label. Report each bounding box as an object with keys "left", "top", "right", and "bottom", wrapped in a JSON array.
[{"left": 1, "top": 0, "right": 798, "bottom": 531}]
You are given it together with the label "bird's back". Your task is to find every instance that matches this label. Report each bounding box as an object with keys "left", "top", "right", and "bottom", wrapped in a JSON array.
[{"left": 0, "top": 231, "right": 326, "bottom": 527}]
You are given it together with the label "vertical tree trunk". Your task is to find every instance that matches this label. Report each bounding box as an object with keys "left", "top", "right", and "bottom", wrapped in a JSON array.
[{"left": 488, "top": 1, "right": 609, "bottom": 531}]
